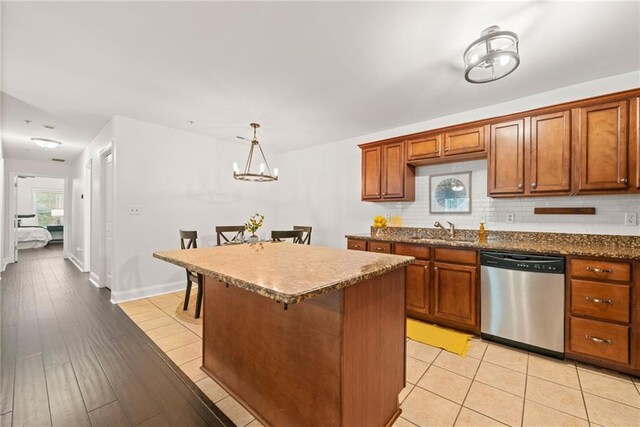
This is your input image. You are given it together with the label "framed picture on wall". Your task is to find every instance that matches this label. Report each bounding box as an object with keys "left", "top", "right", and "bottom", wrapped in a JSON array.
[{"left": 429, "top": 171, "right": 471, "bottom": 214}]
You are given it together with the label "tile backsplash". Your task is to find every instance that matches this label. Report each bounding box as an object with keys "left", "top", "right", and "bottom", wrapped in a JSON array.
[{"left": 379, "top": 160, "right": 640, "bottom": 236}]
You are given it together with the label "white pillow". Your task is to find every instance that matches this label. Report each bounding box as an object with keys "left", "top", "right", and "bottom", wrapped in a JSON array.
[{"left": 20, "top": 216, "right": 39, "bottom": 227}]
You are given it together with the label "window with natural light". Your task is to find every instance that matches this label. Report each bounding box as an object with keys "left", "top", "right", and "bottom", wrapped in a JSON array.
[{"left": 33, "top": 189, "right": 64, "bottom": 226}]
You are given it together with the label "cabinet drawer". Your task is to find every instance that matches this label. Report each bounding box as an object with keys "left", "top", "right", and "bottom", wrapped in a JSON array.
[
  {"left": 434, "top": 248, "right": 477, "bottom": 265},
  {"left": 367, "top": 241, "right": 392, "bottom": 254},
  {"left": 346, "top": 239, "right": 367, "bottom": 251},
  {"left": 570, "top": 280, "right": 630, "bottom": 323},
  {"left": 569, "top": 317, "right": 629, "bottom": 365},
  {"left": 569, "top": 259, "right": 631, "bottom": 282},
  {"left": 394, "top": 243, "right": 430, "bottom": 260}
]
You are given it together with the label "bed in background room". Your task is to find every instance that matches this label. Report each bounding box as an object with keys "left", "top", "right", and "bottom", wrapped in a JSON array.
[{"left": 16, "top": 215, "right": 52, "bottom": 249}]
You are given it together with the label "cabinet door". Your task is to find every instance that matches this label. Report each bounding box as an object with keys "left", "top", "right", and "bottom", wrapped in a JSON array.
[
  {"left": 529, "top": 111, "right": 572, "bottom": 194},
  {"left": 406, "top": 261, "right": 430, "bottom": 316},
  {"left": 381, "top": 142, "right": 405, "bottom": 199},
  {"left": 631, "top": 97, "right": 639, "bottom": 191},
  {"left": 444, "top": 126, "right": 485, "bottom": 156},
  {"left": 433, "top": 263, "right": 478, "bottom": 327},
  {"left": 407, "top": 135, "right": 441, "bottom": 161},
  {"left": 577, "top": 101, "right": 628, "bottom": 191},
  {"left": 361, "top": 146, "right": 381, "bottom": 200},
  {"left": 489, "top": 119, "right": 525, "bottom": 195}
]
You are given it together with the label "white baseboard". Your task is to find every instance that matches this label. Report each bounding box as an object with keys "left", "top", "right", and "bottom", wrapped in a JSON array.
[
  {"left": 68, "top": 255, "right": 87, "bottom": 273},
  {"left": 89, "top": 272, "right": 102, "bottom": 288},
  {"left": 110, "top": 280, "right": 185, "bottom": 304}
]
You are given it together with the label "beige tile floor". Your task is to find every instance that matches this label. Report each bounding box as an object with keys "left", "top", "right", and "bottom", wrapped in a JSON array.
[{"left": 120, "top": 292, "right": 640, "bottom": 427}]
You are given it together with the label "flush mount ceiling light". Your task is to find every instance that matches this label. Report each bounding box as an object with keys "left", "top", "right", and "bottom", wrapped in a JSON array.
[
  {"left": 464, "top": 25, "right": 520, "bottom": 84},
  {"left": 31, "top": 137, "right": 62, "bottom": 149},
  {"left": 233, "top": 123, "right": 278, "bottom": 182}
]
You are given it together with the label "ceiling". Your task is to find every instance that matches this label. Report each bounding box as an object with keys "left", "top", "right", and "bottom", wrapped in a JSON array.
[{"left": 2, "top": 1, "right": 639, "bottom": 162}]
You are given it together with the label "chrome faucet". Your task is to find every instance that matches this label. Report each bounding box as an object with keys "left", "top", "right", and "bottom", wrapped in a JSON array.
[{"left": 434, "top": 221, "right": 455, "bottom": 239}]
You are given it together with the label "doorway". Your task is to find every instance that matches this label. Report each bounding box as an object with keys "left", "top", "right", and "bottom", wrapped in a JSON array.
[
  {"left": 14, "top": 175, "right": 66, "bottom": 261},
  {"left": 101, "top": 149, "right": 114, "bottom": 290}
]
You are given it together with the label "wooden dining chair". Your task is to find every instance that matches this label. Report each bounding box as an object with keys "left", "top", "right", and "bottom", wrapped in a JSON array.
[
  {"left": 293, "top": 226, "right": 312, "bottom": 245},
  {"left": 216, "top": 225, "right": 245, "bottom": 245},
  {"left": 271, "top": 230, "right": 304, "bottom": 244},
  {"left": 179, "top": 230, "right": 203, "bottom": 319}
]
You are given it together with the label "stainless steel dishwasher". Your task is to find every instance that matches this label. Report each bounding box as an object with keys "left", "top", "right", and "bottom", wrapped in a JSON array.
[{"left": 480, "top": 251, "right": 565, "bottom": 358}]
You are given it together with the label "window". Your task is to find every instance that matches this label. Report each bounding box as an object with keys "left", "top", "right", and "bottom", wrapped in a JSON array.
[{"left": 33, "top": 190, "right": 64, "bottom": 226}]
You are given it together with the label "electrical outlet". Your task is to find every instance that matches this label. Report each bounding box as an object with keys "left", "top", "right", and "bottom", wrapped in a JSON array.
[
  {"left": 129, "top": 206, "right": 141, "bottom": 215},
  {"left": 624, "top": 212, "right": 637, "bottom": 226},
  {"left": 506, "top": 212, "right": 515, "bottom": 223}
]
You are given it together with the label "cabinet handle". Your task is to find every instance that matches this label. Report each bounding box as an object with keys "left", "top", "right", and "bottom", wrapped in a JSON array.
[
  {"left": 382, "top": 192, "right": 386, "bottom": 196},
  {"left": 352, "top": 244, "right": 361, "bottom": 249},
  {"left": 620, "top": 178, "right": 628, "bottom": 183},
  {"left": 585, "top": 335, "right": 612, "bottom": 345},
  {"left": 518, "top": 183, "right": 523, "bottom": 189},
  {"left": 424, "top": 265, "right": 429, "bottom": 270},
  {"left": 531, "top": 182, "right": 537, "bottom": 189},
  {"left": 375, "top": 247, "right": 384, "bottom": 251},
  {"left": 585, "top": 296, "right": 613, "bottom": 304},
  {"left": 586, "top": 267, "right": 613, "bottom": 274},
  {"left": 434, "top": 266, "right": 439, "bottom": 271}
]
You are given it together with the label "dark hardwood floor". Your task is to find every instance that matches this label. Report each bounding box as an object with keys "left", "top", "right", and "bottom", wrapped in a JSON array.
[{"left": 0, "top": 245, "right": 232, "bottom": 427}]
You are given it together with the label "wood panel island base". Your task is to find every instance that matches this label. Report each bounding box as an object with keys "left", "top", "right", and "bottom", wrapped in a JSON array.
[{"left": 153, "top": 243, "right": 413, "bottom": 427}]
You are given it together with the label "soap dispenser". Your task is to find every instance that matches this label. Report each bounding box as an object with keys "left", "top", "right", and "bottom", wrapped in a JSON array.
[{"left": 478, "top": 222, "right": 487, "bottom": 243}]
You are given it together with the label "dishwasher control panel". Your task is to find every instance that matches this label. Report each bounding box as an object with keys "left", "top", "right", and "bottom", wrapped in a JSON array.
[{"left": 481, "top": 251, "right": 565, "bottom": 274}]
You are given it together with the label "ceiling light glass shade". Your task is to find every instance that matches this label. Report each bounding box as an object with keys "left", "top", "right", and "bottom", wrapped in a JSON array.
[
  {"left": 31, "top": 137, "right": 62, "bottom": 149},
  {"left": 233, "top": 123, "right": 278, "bottom": 182},
  {"left": 464, "top": 26, "right": 520, "bottom": 84}
]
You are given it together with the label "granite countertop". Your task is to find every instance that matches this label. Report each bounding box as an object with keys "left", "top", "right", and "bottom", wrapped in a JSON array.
[
  {"left": 154, "top": 242, "right": 413, "bottom": 305},
  {"left": 346, "top": 228, "right": 640, "bottom": 260}
]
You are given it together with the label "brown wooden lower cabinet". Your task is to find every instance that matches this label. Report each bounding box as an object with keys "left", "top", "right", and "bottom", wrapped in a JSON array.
[
  {"left": 569, "top": 316, "right": 630, "bottom": 365},
  {"left": 406, "top": 260, "right": 430, "bottom": 316},
  {"left": 432, "top": 262, "right": 478, "bottom": 329}
]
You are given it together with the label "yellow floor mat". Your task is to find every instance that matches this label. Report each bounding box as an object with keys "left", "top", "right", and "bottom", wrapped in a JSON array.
[{"left": 407, "top": 318, "right": 473, "bottom": 356}]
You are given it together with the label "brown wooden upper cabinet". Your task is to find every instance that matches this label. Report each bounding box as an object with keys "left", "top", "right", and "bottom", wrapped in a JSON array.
[
  {"left": 360, "top": 141, "right": 415, "bottom": 202},
  {"left": 407, "top": 125, "right": 487, "bottom": 164},
  {"left": 361, "top": 145, "right": 381, "bottom": 199},
  {"left": 629, "top": 97, "right": 639, "bottom": 191},
  {"left": 488, "top": 119, "right": 525, "bottom": 195},
  {"left": 444, "top": 126, "right": 486, "bottom": 156},
  {"left": 576, "top": 100, "right": 629, "bottom": 192},
  {"left": 529, "top": 111, "right": 572, "bottom": 194},
  {"left": 406, "top": 134, "right": 441, "bottom": 161}
]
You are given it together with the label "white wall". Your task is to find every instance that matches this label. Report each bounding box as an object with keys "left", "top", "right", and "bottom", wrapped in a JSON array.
[
  {"left": 276, "top": 71, "right": 640, "bottom": 248},
  {"left": 16, "top": 176, "right": 64, "bottom": 216},
  {"left": 69, "top": 119, "right": 115, "bottom": 277},
  {"left": 92, "top": 116, "right": 279, "bottom": 302},
  {"left": 3, "top": 158, "right": 72, "bottom": 264}
]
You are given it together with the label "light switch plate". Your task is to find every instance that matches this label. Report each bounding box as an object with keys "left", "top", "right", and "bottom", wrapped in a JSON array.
[
  {"left": 624, "top": 212, "right": 637, "bottom": 226},
  {"left": 506, "top": 212, "right": 515, "bottom": 223}
]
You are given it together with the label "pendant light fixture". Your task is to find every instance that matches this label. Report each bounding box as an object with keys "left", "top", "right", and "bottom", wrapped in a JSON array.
[
  {"left": 233, "top": 123, "right": 278, "bottom": 182},
  {"left": 463, "top": 25, "right": 520, "bottom": 84}
]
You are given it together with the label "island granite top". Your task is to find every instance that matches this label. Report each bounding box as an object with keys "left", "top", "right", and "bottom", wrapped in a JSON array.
[{"left": 153, "top": 242, "right": 413, "bottom": 305}]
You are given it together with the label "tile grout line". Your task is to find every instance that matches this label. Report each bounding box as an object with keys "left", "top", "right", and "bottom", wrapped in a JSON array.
[
  {"left": 575, "top": 363, "right": 592, "bottom": 425},
  {"left": 452, "top": 343, "right": 486, "bottom": 426},
  {"left": 520, "top": 351, "right": 530, "bottom": 427}
]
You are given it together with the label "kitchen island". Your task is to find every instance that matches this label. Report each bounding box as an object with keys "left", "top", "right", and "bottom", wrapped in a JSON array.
[{"left": 154, "top": 242, "right": 413, "bottom": 427}]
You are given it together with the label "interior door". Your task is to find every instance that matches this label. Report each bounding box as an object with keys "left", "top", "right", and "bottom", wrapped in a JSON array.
[
  {"left": 105, "top": 153, "right": 113, "bottom": 289},
  {"left": 13, "top": 177, "right": 19, "bottom": 263}
]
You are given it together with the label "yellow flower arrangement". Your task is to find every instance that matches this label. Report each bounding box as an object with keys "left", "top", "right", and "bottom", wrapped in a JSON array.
[{"left": 245, "top": 213, "right": 264, "bottom": 236}]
